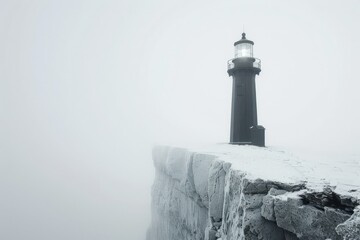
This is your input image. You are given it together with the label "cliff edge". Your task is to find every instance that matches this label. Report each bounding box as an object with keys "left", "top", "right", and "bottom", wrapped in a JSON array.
[{"left": 147, "top": 145, "right": 360, "bottom": 240}]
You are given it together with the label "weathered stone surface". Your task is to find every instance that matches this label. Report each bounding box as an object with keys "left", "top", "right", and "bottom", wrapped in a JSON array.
[
  {"left": 208, "top": 161, "right": 226, "bottom": 222},
  {"left": 242, "top": 178, "right": 268, "bottom": 194},
  {"left": 208, "top": 229, "right": 217, "bottom": 240},
  {"left": 242, "top": 178, "right": 305, "bottom": 195},
  {"left": 242, "top": 208, "right": 285, "bottom": 240},
  {"left": 192, "top": 153, "right": 216, "bottom": 208},
  {"left": 340, "top": 195, "right": 360, "bottom": 208},
  {"left": 261, "top": 188, "right": 287, "bottom": 221},
  {"left": 336, "top": 206, "right": 360, "bottom": 240},
  {"left": 148, "top": 170, "right": 208, "bottom": 240},
  {"left": 241, "top": 192, "right": 285, "bottom": 240},
  {"left": 220, "top": 170, "right": 244, "bottom": 239},
  {"left": 284, "top": 230, "right": 299, "bottom": 240},
  {"left": 221, "top": 173, "right": 286, "bottom": 240},
  {"left": 262, "top": 195, "right": 276, "bottom": 221},
  {"left": 274, "top": 192, "right": 351, "bottom": 240},
  {"left": 300, "top": 188, "right": 358, "bottom": 215}
]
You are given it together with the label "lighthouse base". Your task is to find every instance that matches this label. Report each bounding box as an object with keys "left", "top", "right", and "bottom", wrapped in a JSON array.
[
  {"left": 229, "top": 142, "right": 252, "bottom": 145},
  {"left": 230, "top": 125, "right": 265, "bottom": 147}
]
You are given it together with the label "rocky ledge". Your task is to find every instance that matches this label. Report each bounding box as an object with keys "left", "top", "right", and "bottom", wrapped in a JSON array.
[{"left": 146, "top": 145, "right": 360, "bottom": 240}]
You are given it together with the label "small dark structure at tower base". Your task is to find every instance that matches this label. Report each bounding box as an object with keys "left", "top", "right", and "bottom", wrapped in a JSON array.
[{"left": 227, "top": 33, "right": 265, "bottom": 147}]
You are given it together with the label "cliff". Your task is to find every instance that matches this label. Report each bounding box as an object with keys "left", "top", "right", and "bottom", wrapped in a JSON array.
[{"left": 146, "top": 145, "right": 360, "bottom": 240}]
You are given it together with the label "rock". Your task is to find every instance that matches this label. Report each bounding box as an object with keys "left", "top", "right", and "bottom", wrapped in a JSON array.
[
  {"left": 241, "top": 207, "right": 285, "bottom": 240},
  {"left": 261, "top": 188, "right": 287, "bottom": 221},
  {"left": 242, "top": 178, "right": 268, "bottom": 194},
  {"left": 221, "top": 176, "right": 286, "bottom": 240},
  {"left": 336, "top": 206, "right": 360, "bottom": 240},
  {"left": 192, "top": 153, "right": 216, "bottom": 208},
  {"left": 274, "top": 192, "right": 351, "bottom": 240},
  {"left": 284, "top": 230, "right": 299, "bottom": 240},
  {"left": 340, "top": 195, "right": 359, "bottom": 209},
  {"left": 213, "top": 221, "right": 222, "bottom": 229},
  {"left": 300, "top": 188, "right": 358, "bottom": 214},
  {"left": 208, "top": 229, "right": 217, "bottom": 240},
  {"left": 220, "top": 170, "right": 244, "bottom": 239},
  {"left": 208, "top": 161, "right": 226, "bottom": 222}
]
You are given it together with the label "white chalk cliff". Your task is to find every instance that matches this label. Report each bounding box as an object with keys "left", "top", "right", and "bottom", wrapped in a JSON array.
[{"left": 146, "top": 145, "right": 360, "bottom": 240}]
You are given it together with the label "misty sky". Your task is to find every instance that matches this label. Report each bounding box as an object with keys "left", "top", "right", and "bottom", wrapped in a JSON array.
[{"left": 1, "top": 0, "right": 360, "bottom": 239}]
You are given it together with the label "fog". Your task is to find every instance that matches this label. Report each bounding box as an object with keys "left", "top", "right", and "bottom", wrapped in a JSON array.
[{"left": 1, "top": 0, "right": 360, "bottom": 239}]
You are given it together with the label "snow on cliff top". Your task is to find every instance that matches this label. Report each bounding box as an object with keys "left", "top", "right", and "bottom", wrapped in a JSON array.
[{"left": 162, "top": 143, "right": 360, "bottom": 198}]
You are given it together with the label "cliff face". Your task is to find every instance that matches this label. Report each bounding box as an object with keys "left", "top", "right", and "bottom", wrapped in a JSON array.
[{"left": 146, "top": 145, "right": 360, "bottom": 240}]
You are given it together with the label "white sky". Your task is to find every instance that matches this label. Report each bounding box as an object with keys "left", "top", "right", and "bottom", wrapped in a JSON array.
[{"left": 1, "top": 0, "right": 360, "bottom": 239}]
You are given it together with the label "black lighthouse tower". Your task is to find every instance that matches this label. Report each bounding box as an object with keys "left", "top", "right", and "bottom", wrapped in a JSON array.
[{"left": 227, "top": 33, "right": 265, "bottom": 147}]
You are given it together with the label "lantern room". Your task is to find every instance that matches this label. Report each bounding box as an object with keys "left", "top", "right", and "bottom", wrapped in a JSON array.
[{"left": 234, "top": 32, "right": 254, "bottom": 58}]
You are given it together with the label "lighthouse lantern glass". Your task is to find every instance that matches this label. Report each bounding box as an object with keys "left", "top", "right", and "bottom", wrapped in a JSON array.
[{"left": 235, "top": 43, "right": 253, "bottom": 58}]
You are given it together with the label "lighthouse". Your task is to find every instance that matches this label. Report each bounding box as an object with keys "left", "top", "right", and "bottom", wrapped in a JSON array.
[{"left": 227, "top": 33, "right": 265, "bottom": 147}]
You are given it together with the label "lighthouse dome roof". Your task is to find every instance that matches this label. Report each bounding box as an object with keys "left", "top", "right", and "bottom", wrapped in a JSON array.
[{"left": 234, "top": 32, "right": 254, "bottom": 46}]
